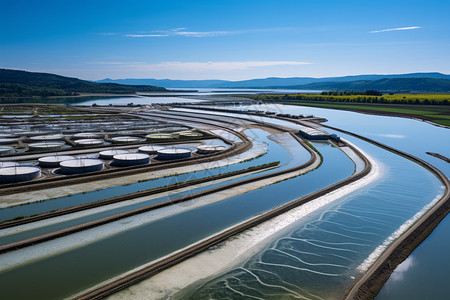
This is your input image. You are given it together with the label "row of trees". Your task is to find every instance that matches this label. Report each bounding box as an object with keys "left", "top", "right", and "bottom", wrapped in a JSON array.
[
  {"left": 248, "top": 94, "right": 449, "bottom": 105},
  {"left": 320, "top": 90, "right": 383, "bottom": 96}
]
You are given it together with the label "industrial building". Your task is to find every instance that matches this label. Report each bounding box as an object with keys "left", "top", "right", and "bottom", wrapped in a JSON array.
[
  {"left": 157, "top": 148, "right": 191, "bottom": 160},
  {"left": 29, "top": 134, "right": 64, "bottom": 141},
  {"left": 0, "top": 166, "right": 41, "bottom": 183},
  {"left": 60, "top": 159, "right": 104, "bottom": 175},
  {"left": 146, "top": 133, "right": 177, "bottom": 141},
  {"left": 138, "top": 145, "right": 165, "bottom": 154},
  {"left": 112, "top": 153, "right": 150, "bottom": 167},
  {"left": 0, "top": 161, "right": 19, "bottom": 168},
  {"left": 0, "top": 146, "right": 14, "bottom": 155},
  {"left": 196, "top": 145, "right": 226, "bottom": 154},
  {"left": 73, "top": 132, "right": 104, "bottom": 139},
  {"left": 38, "top": 155, "right": 76, "bottom": 168},
  {"left": 298, "top": 128, "right": 340, "bottom": 141},
  {"left": 74, "top": 139, "right": 104, "bottom": 146},
  {"left": 98, "top": 149, "right": 130, "bottom": 160},
  {"left": 28, "top": 141, "right": 66, "bottom": 151},
  {"left": 111, "top": 136, "right": 141, "bottom": 144},
  {"left": 178, "top": 131, "right": 203, "bottom": 138}
]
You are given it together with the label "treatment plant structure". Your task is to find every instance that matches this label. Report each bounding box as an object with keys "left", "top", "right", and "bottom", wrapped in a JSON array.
[{"left": 0, "top": 102, "right": 448, "bottom": 300}]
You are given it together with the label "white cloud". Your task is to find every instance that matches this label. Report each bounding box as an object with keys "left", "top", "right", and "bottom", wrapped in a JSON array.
[
  {"left": 370, "top": 26, "right": 421, "bottom": 33},
  {"left": 124, "top": 34, "right": 169, "bottom": 37},
  {"left": 172, "top": 30, "right": 231, "bottom": 37},
  {"left": 123, "top": 28, "right": 233, "bottom": 38},
  {"left": 122, "top": 27, "right": 294, "bottom": 38}
]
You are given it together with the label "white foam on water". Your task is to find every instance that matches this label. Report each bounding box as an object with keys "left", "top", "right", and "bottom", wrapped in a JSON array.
[
  {"left": 107, "top": 144, "right": 380, "bottom": 300},
  {"left": 356, "top": 188, "right": 445, "bottom": 272}
]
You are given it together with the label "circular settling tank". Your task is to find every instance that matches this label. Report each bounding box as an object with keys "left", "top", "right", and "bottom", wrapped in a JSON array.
[
  {"left": 98, "top": 149, "right": 130, "bottom": 160},
  {"left": 28, "top": 141, "right": 66, "bottom": 151},
  {"left": 74, "top": 139, "right": 104, "bottom": 146},
  {"left": 60, "top": 159, "right": 104, "bottom": 175},
  {"left": 0, "top": 161, "right": 19, "bottom": 168},
  {"left": 138, "top": 145, "right": 165, "bottom": 154},
  {"left": 146, "top": 133, "right": 177, "bottom": 141},
  {"left": 73, "top": 132, "right": 104, "bottom": 139},
  {"left": 157, "top": 148, "right": 191, "bottom": 160},
  {"left": 196, "top": 145, "right": 226, "bottom": 154},
  {"left": 178, "top": 131, "right": 203, "bottom": 138},
  {"left": 111, "top": 136, "right": 141, "bottom": 144},
  {"left": 112, "top": 153, "right": 150, "bottom": 167},
  {"left": 38, "top": 155, "right": 76, "bottom": 168},
  {"left": 0, "top": 138, "right": 18, "bottom": 144},
  {"left": 0, "top": 146, "right": 14, "bottom": 155},
  {"left": 29, "top": 134, "right": 64, "bottom": 141},
  {"left": 0, "top": 166, "right": 41, "bottom": 183}
]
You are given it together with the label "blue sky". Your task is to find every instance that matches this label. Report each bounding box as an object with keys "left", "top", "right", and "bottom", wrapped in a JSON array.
[{"left": 1, "top": 0, "right": 449, "bottom": 80}]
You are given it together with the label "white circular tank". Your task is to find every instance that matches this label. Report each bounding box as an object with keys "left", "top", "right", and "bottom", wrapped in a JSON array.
[
  {"left": 0, "top": 146, "right": 14, "bottom": 155},
  {"left": 111, "top": 136, "right": 141, "bottom": 144},
  {"left": 98, "top": 149, "right": 130, "bottom": 160},
  {"left": 74, "top": 139, "right": 104, "bottom": 146},
  {"left": 17, "top": 131, "right": 51, "bottom": 137},
  {"left": 146, "top": 133, "right": 177, "bottom": 141},
  {"left": 60, "top": 159, "right": 104, "bottom": 174},
  {"left": 0, "top": 161, "right": 19, "bottom": 168},
  {"left": 28, "top": 141, "right": 66, "bottom": 151},
  {"left": 178, "top": 131, "right": 203, "bottom": 138},
  {"left": 0, "top": 166, "right": 41, "bottom": 183},
  {"left": 138, "top": 145, "right": 165, "bottom": 154},
  {"left": 196, "top": 145, "right": 227, "bottom": 154},
  {"left": 157, "top": 148, "right": 191, "bottom": 160},
  {"left": 0, "top": 138, "right": 18, "bottom": 144},
  {"left": 38, "top": 155, "right": 76, "bottom": 168},
  {"left": 73, "top": 132, "right": 104, "bottom": 139},
  {"left": 112, "top": 153, "right": 150, "bottom": 166},
  {"left": 29, "top": 134, "right": 64, "bottom": 141}
]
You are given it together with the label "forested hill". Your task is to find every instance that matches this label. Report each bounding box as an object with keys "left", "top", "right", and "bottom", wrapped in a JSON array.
[
  {"left": 278, "top": 78, "right": 450, "bottom": 93},
  {"left": 0, "top": 69, "right": 166, "bottom": 97}
]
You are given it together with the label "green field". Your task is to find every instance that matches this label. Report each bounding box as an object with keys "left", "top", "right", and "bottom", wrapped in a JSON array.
[
  {"left": 249, "top": 93, "right": 450, "bottom": 105},
  {"left": 0, "top": 104, "right": 87, "bottom": 115}
]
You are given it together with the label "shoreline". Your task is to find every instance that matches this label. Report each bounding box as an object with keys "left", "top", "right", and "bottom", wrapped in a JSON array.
[
  {"left": 316, "top": 125, "right": 450, "bottom": 300},
  {"left": 107, "top": 140, "right": 379, "bottom": 300}
]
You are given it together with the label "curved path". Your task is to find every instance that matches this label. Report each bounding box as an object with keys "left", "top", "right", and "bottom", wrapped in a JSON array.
[
  {"left": 170, "top": 105, "right": 450, "bottom": 299},
  {"left": 70, "top": 132, "right": 371, "bottom": 300},
  {"left": 318, "top": 125, "right": 450, "bottom": 300}
]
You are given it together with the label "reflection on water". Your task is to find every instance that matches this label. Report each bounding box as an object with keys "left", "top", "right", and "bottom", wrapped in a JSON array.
[
  {"left": 181, "top": 136, "right": 444, "bottom": 299},
  {"left": 376, "top": 215, "right": 450, "bottom": 300}
]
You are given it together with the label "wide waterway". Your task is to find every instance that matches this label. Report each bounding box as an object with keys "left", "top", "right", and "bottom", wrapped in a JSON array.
[
  {"left": 0, "top": 129, "right": 356, "bottom": 299},
  {"left": 177, "top": 130, "right": 443, "bottom": 299},
  {"left": 204, "top": 103, "right": 449, "bottom": 299},
  {"left": 2, "top": 95, "right": 446, "bottom": 298},
  {"left": 0, "top": 130, "right": 307, "bottom": 245}
]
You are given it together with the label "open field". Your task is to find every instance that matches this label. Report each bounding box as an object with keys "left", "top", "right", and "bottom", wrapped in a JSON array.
[
  {"left": 249, "top": 93, "right": 450, "bottom": 104},
  {"left": 0, "top": 104, "right": 88, "bottom": 115}
]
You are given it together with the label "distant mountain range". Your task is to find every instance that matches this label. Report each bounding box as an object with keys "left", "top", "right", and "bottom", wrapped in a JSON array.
[
  {"left": 1, "top": 69, "right": 449, "bottom": 97},
  {"left": 0, "top": 69, "right": 166, "bottom": 97},
  {"left": 271, "top": 78, "right": 450, "bottom": 93},
  {"left": 98, "top": 72, "right": 450, "bottom": 92}
]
